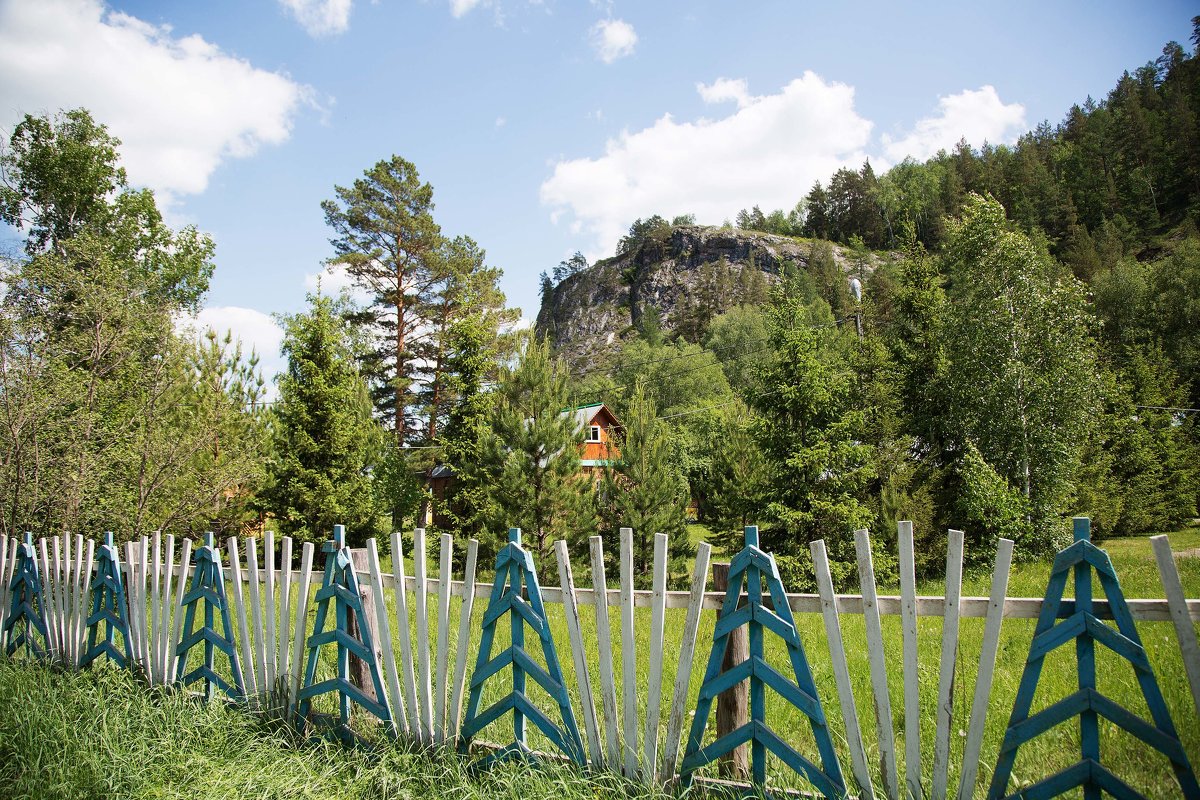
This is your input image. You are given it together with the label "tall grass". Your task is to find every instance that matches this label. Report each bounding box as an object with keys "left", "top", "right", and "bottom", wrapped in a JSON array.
[{"left": 0, "top": 660, "right": 669, "bottom": 800}]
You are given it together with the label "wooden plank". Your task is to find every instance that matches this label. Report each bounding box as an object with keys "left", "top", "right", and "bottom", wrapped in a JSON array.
[
  {"left": 931, "top": 529, "right": 964, "bottom": 800},
  {"left": 855, "top": 529, "right": 900, "bottom": 800},
  {"left": 391, "top": 531, "right": 420, "bottom": 740},
  {"left": 75, "top": 536, "right": 92, "bottom": 667},
  {"left": 555, "top": 538, "right": 602, "bottom": 766},
  {"left": 139, "top": 536, "right": 152, "bottom": 679},
  {"left": 264, "top": 531, "right": 277, "bottom": 690},
  {"left": 122, "top": 540, "right": 139, "bottom": 670},
  {"left": 225, "top": 537, "right": 258, "bottom": 698},
  {"left": 73, "top": 534, "right": 85, "bottom": 665},
  {"left": 246, "top": 537, "right": 267, "bottom": 698},
  {"left": 159, "top": 535, "right": 175, "bottom": 685},
  {"left": 150, "top": 532, "right": 162, "bottom": 681},
  {"left": 51, "top": 536, "right": 65, "bottom": 660},
  {"left": 448, "top": 539, "right": 479, "bottom": 741},
  {"left": 642, "top": 532, "right": 669, "bottom": 780},
  {"left": 898, "top": 521, "right": 924, "bottom": 800},
  {"left": 0, "top": 535, "right": 9, "bottom": 637},
  {"left": 434, "top": 534, "right": 453, "bottom": 743},
  {"left": 619, "top": 527, "right": 638, "bottom": 778},
  {"left": 956, "top": 538, "right": 1013, "bottom": 800},
  {"left": 287, "top": 541, "right": 315, "bottom": 719},
  {"left": 590, "top": 535, "right": 621, "bottom": 769},
  {"left": 278, "top": 536, "right": 293, "bottom": 694},
  {"left": 366, "top": 537, "right": 402, "bottom": 737},
  {"left": 1151, "top": 534, "right": 1200, "bottom": 722},
  {"left": 813, "top": 538, "right": 875, "bottom": 799},
  {"left": 413, "top": 528, "right": 434, "bottom": 744},
  {"left": 59, "top": 535, "right": 72, "bottom": 664},
  {"left": 169, "top": 539, "right": 192, "bottom": 683},
  {"left": 659, "top": 541, "right": 711, "bottom": 785},
  {"left": 42, "top": 537, "right": 60, "bottom": 659},
  {"left": 60, "top": 534, "right": 72, "bottom": 663}
]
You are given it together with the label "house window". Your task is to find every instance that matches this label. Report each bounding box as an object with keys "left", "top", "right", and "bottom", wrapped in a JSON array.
[{"left": 587, "top": 425, "right": 601, "bottom": 442}]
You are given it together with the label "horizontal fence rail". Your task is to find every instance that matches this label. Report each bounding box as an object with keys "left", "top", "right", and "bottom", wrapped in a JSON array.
[{"left": 0, "top": 522, "right": 1197, "bottom": 800}]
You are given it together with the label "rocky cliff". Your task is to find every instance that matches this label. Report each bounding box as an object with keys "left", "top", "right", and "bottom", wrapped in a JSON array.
[{"left": 535, "top": 225, "right": 868, "bottom": 369}]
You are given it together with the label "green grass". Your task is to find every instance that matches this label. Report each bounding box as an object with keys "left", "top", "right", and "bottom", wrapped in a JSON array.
[
  {"left": 0, "top": 660, "right": 669, "bottom": 800},
  {"left": 1, "top": 530, "right": 1197, "bottom": 799}
]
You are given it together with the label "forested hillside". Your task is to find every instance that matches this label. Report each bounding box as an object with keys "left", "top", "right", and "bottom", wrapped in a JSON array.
[{"left": 532, "top": 20, "right": 1200, "bottom": 585}]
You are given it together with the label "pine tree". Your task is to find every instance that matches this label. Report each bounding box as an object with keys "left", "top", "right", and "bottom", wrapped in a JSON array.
[
  {"left": 749, "top": 293, "right": 875, "bottom": 590},
  {"left": 261, "top": 294, "right": 382, "bottom": 544},
  {"left": 599, "top": 383, "right": 690, "bottom": 583},
  {"left": 321, "top": 156, "right": 443, "bottom": 446},
  {"left": 485, "top": 337, "right": 594, "bottom": 561}
]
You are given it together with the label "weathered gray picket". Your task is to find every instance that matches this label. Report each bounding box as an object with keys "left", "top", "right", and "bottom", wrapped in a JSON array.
[{"left": 3, "top": 523, "right": 1199, "bottom": 800}]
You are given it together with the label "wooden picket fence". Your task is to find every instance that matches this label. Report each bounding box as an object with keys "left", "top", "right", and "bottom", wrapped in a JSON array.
[{"left": 1, "top": 521, "right": 1198, "bottom": 800}]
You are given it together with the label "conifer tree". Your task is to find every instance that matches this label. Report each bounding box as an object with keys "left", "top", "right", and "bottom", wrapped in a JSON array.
[
  {"left": 321, "top": 157, "right": 442, "bottom": 446},
  {"left": 485, "top": 337, "right": 594, "bottom": 561},
  {"left": 261, "top": 294, "right": 382, "bottom": 544},
  {"left": 599, "top": 383, "right": 690, "bottom": 582}
]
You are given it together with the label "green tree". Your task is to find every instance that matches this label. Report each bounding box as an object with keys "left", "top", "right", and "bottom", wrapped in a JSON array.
[
  {"left": 485, "top": 337, "right": 594, "bottom": 561},
  {"left": 0, "top": 109, "right": 212, "bottom": 310},
  {"left": 749, "top": 294, "right": 876, "bottom": 591},
  {"left": 703, "top": 401, "right": 769, "bottom": 551},
  {"left": 261, "top": 294, "right": 383, "bottom": 544},
  {"left": 599, "top": 383, "right": 690, "bottom": 582},
  {"left": 942, "top": 195, "right": 1095, "bottom": 553},
  {"left": 321, "top": 156, "right": 443, "bottom": 445}
]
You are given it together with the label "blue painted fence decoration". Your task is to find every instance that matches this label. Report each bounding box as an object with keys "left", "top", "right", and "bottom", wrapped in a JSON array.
[
  {"left": 3, "top": 533, "right": 49, "bottom": 658},
  {"left": 174, "top": 532, "right": 244, "bottom": 701},
  {"left": 81, "top": 532, "right": 130, "bottom": 668},
  {"left": 988, "top": 518, "right": 1200, "bottom": 800},
  {"left": 681, "top": 526, "right": 847, "bottom": 799},
  {"left": 459, "top": 528, "right": 585, "bottom": 767},
  {"left": 297, "top": 525, "right": 391, "bottom": 738}
]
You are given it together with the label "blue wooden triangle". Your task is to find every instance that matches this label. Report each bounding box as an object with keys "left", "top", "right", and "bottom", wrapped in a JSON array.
[
  {"left": 459, "top": 528, "right": 585, "bottom": 766},
  {"left": 988, "top": 518, "right": 1200, "bottom": 800},
  {"left": 3, "top": 533, "right": 49, "bottom": 658},
  {"left": 681, "top": 526, "right": 847, "bottom": 799},
  {"left": 297, "top": 525, "right": 392, "bottom": 739},
  {"left": 81, "top": 532, "right": 131, "bottom": 668},
  {"left": 174, "top": 533, "right": 244, "bottom": 702}
]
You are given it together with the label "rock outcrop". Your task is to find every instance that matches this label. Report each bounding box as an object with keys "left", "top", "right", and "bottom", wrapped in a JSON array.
[{"left": 535, "top": 225, "right": 868, "bottom": 369}]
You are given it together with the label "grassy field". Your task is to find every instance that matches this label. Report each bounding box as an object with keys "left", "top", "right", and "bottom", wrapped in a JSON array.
[
  {"left": 0, "top": 528, "right": 1196, "bottom": 799},
  {"left": 0, "top": 660, "right": 669, "bottom": 800}
]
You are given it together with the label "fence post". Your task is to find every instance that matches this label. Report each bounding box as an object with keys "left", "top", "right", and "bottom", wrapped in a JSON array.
[
  {"left": 711, "top": 561, "right": 748, "bottom": 780},
  {"left": 347, "top": 547, "right": 379, "bottom": 703}
]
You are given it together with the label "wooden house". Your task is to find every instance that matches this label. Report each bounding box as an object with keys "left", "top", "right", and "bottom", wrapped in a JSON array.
[
  {"left": 569, "top": 402, "right": 622, "bottom": 476},
  {"left": 425, "top": 402, "right": 622, "bottom": 526}
]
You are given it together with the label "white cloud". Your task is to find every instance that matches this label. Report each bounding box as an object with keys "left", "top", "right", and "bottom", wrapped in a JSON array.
[
  {"left": 881, "top": 85, "right": 1025, "bottom": 163},
  {"left": 540, "top": 72, "right": 873, "bottom": 254},
  {"left": 278, "top": 0, "right": 352, "bottom": 37},
  {"left": 495, "top": 116, "right": 506, "bottom": 128},
  {"left": 696, "top": 77, "right": 751, "bottom": 109},
  {"left": 180, "top": 306, "right": 286, "bottom": 396},
  {"left": 450, "top": 0, "right": 486, "bottom": 18},
  {"left": 0, "top": 0, "right": 315, "bottom": 207},
  {"left": 303, "top": 263, "right": 373, "bottom": 304},
  {"left": 590, "top": 18, "right": 636, "bottom": 64}
]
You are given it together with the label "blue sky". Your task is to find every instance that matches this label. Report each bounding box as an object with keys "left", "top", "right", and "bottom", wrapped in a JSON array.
[{"left": 0, "top": 0, "right": 1195, "bottom": 382}]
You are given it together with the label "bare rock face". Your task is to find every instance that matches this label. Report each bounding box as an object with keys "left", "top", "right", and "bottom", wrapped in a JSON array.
[{"left": 535, "top": 225, "right": 864, "bottom": 370}]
